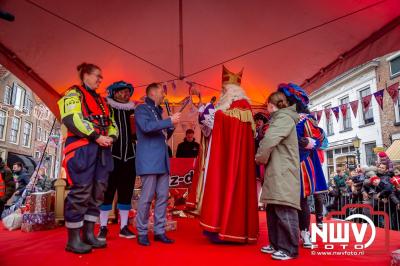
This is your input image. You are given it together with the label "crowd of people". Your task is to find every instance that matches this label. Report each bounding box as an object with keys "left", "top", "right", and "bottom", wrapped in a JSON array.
[
  {"left": 0, "top": 159, "right": 54, "bottom": 216},
  {"left": 326, "top": 154, "right": 400, "bottom": 228}
]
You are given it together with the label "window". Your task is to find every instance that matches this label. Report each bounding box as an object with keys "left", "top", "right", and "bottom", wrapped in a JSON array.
[
  {"left": 35, "top": 151, "right": 41, "bottom": 159},
  {"left": 390, "top": 56, "right": 400, "bottom": 78},
  {"left": 37, "top": 126, "right": 42, "bottom": 141},
  {"left": 326, "top": 150, "right": 334, "bottom": 178},
  {"left": 336, "top": 155, "right": 356, "bottom": 170},
  {"left": 9, "top": 117, "right": 20, "bottom": 144},
  {"left": 397, "top": 88, "right": 400, "bottom": 123},
  {"left": 332, "top": 146, "right": 353, "bottom": 157},
  {"left": 325, "top": 105, "right": 334, "bottom": 136},
  {"left": 327, "top": 150, "right": 334, "bottom": 165},
  {"left": 22, "top": 121, "right": 32, "bottom": 147},
  {"left": 23, "top": 96, "right": 33, "bottom": 113},
  {"left": 43, "top": 130, "right": 48, "bottom": 142},
  {"left": 0, "top": 110, "right": 7, "bottom": 140},
  {"left": 4, "top": 85, "right": 12, "bottom": 104},
  {"left": 10, "top": 84, "right": 26, "bottom": 110},
  {"left": 340, "top": 97, "right": 351, "bottom": 130},
  {"left": 4, "top": 83, "right": 26, "bottom": 109},
  {"left": 360, "top": 88, "right": 374, "bottom": 124},
  {"left": 365, "top": 142, "right": 377, "bottom": 166}
]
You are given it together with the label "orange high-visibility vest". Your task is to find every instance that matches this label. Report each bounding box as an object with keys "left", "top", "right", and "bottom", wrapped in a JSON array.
[{"left": 0, "top": 173, "right": 5, "bottom": 198}]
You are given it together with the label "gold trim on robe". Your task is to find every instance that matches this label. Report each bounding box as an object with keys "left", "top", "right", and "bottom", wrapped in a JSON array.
[{"left": 223, "top": 108, "right": 256, "bottom": 133}]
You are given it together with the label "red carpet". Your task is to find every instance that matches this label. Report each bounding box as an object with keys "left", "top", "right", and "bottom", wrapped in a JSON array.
[{"left": 0, "top": 212, "right": 399, "bottom": 266}]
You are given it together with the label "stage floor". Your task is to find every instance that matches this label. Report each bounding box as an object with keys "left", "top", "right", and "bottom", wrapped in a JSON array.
[{"left": 0, "top": 212, "right": 399, "bottom": 266}]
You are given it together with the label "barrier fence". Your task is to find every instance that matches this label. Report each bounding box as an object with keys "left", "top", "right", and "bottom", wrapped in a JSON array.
[{"left": 309, "top": 192, "right": 400, "bottom": 231}]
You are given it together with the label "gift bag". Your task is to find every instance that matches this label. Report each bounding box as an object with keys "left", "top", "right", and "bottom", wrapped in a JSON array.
[{"left": 2, "top": 209, "right": 23, "bottom": 231}]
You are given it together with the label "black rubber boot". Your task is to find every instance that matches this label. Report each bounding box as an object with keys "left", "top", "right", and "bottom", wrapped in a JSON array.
[
  {"left": 82, "top": 221, "right": 107, "bottom": 248},
  {"left": 65, "top": 228, "right": 92, "bottom": 254}
]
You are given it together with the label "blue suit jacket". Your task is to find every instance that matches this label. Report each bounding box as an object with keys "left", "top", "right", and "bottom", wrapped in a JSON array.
[{"left": 135, "top": 98, "right": 173, "bottom": 176}]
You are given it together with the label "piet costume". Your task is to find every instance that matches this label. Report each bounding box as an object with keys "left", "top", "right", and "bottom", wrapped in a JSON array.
[{"left": 99, "top": 81, "right": 136, "bottom": 239}]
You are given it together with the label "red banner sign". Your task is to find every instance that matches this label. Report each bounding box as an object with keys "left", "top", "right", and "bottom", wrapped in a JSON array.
[
  {"left": 169, "top": 158, "right": 197, "bottom": 211},
  {"left": 169, "top": 158, "right": 196, "bottom": 188}
]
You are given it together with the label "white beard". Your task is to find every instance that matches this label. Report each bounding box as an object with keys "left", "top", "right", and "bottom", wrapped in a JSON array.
[{"left": 215, "top": 84, "right": 251, "bottom": 111}]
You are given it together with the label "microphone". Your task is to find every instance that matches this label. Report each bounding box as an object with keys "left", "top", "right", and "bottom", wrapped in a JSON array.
[
  {"left": 0, "top": 11, "right": 15, "bottom": 22},
  {"left": 164, "top": 99, "right": 172, "bottom": 116},
  {"left": 164, "top": 98, "right": 175, "bottom": 136}
]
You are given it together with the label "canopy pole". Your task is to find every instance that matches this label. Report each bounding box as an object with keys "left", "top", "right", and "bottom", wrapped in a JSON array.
[{"left": 179, "top": 0, "right": 184, "bottom": 80}]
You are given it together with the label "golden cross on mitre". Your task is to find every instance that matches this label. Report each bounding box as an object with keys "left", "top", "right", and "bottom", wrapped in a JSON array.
[{"left": 222, "top": 65, "right": 243, "bottom": 86}]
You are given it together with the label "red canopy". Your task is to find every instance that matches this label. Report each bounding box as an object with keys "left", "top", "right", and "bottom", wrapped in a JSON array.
[{"left": 0, "top": 0, "right": 399, "bottom": 116}]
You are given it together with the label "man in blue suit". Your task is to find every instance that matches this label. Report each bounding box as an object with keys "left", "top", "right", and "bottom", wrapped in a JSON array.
[{"left": 135, "top": 83, "right": 181, "bottom": 246}]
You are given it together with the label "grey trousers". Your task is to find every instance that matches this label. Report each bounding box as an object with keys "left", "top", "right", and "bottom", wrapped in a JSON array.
[
  {"left": 266, "top": 204, "right": 299, "bottom": 258},
  {"left": 136, "top": 173, "right": 169, "bottom": 235}
]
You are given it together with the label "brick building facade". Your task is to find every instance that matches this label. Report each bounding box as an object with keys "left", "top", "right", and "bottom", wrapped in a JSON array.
[
  {"left": 376, "top": 51, "right": 400, "bottom": 148},
  {"left": 0, "top": 64, "right": 60, "bottom": 178}
]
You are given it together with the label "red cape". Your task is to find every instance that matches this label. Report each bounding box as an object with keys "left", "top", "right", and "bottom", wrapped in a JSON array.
[{"left": 200, "top": 99, "right": 259, "bottom": 243}]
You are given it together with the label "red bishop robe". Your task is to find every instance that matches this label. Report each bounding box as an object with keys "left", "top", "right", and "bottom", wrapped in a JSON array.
[{"left": 199, "top": 99, "right": 259, "bottom": 243}]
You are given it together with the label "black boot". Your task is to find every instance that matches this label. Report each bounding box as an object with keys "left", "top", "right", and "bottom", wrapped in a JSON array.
[
  {"left": 137, "top": 235, "right": 150, "bottom": 246},
  {"left": 65, "top": 228, "right": 92, "bottom": 254},
  {"left": 82, "top": 221, "right": 107, "bottom": 249},
  {"left": 154, "top": 234, "right": 174, "bottom": 244}
]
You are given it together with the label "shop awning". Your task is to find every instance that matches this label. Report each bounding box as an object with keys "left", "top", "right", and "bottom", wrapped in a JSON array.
[{"left": 386, "top": 139, "right": 400, "bottom": 162}]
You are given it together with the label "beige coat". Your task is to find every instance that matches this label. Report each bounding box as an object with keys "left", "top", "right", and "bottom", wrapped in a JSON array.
[{"left": 255, "top": 105, "right": 301, "bottom": 210}]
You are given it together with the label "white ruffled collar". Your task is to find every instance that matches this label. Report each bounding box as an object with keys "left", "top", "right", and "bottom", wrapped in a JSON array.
[{"left": 107, "top": 97, "right": 136, "bottom": 110}]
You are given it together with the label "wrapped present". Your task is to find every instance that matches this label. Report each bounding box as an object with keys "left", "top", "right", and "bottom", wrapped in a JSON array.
[
  {"left": 131, "top": 189, "right": 141, "bottom": 210},
  {"left": 147, "top": 220, "right": 177, "bottom": 232},
  {"left": 169, "top": 188, "right": 188, "bottom": 211},
  {"left": 167, "top": 196, "right": 175, "bottom": 211},
  {"left": 165, "top": 220, "right": 177, "bottom": 231},
  {"left": 134, "top": 178, "right": 142, "bottom": 189},
  {"left": 21, "top": 212, "right": 56, "bottom": 232},
  {"left": 26, "top": 191, "right": 55, "bottom": 214},
  {"left": 131, "top": 211, "right": 177, "bottom": 232},
  {"left": 21, "top": 222, "right": 55, "bottom": 232},
  {"left": 133, "top": 189, "right": 141, "bottom": 198}
]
